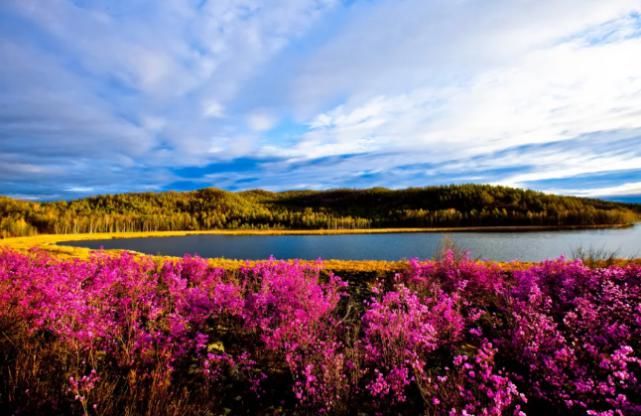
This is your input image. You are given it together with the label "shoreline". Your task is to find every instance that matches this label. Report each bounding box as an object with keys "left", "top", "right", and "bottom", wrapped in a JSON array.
[
  {"left": 0, "top": 224, "right": 637, "bottom": 266},
  {"left": 0, "top": 223, "right": 635, "bottom": 247}
]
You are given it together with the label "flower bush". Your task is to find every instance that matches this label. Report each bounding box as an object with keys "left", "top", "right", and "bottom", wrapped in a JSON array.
[{"left": 0, "top": 249, "right": 640, "bottom": 415}]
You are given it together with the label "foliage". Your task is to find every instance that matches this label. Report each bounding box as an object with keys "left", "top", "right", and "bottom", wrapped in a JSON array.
[
  {"left": 1, "top": 184, "right": 639, "bottom": 237},
  {"left": 1, "top": 250, "right": 641, "bottom": 414},
  {"left": 572, "top": 247, "right": 620, "bottom": 267}
]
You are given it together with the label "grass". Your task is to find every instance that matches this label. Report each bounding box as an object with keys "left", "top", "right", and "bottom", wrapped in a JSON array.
[{"left": 572, "top": 247, "right": 621, "bottom": 267}]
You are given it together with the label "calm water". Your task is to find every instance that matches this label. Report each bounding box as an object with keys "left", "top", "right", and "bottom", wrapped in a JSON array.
[{"left": 62, "top": 225, "right": 641, "bottom": 261}]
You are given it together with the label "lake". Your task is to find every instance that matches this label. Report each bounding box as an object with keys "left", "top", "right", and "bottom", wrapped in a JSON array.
[{"left": 61, "top": 225, "right": 641, "bottom": 261}]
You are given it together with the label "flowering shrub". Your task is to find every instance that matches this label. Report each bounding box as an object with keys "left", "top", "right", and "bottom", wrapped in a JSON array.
[
  {"left": 505, "top": 260, "right": 641, "bottom": 414},
  {"left": 1, "top": 249, "right": 640, "bottom": 415}
]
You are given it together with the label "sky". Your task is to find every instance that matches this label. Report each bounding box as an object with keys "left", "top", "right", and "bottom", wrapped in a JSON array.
[{"left": 1, "top": 0, "right": 641, "bottom": 202}]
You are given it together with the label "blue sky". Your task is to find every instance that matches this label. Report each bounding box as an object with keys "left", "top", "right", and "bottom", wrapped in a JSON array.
[{"left": 1, "top": 0, "right": 641, "bottom": 202}]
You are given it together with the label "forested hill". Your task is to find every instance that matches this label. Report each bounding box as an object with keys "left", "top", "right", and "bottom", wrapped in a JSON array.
[{"left": 1, "top": 184, "right": 639, "bottom": 238}]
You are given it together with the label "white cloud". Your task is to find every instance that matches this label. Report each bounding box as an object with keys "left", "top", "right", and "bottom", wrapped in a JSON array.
[
  {"left": 549, "top": 182, "right": 641, "bottom": 198},
  {"left": 292, "top": 0, "right": 641, "bottom": 112},
  {"left": 207, "top": 136, "right": 255, "bottom": 158},
  {"left": 202, "top": 100, "right": 225, "bottom": 118},
  {"left": 247, "top": 111, "right": 277, "bottom": 132},
  {"left": 275, "top": 4, "right": 641, "bottom": 183},
  {"left": 141, "top": 116, "right": 166, "bottom": 132},
  {"left": 65, "top": 186, "right": 95, "bottom": 193}
]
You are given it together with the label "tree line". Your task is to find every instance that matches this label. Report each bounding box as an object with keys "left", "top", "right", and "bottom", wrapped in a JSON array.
[{"left": 1, "top": 184, "right": 639, "bottom": 238}]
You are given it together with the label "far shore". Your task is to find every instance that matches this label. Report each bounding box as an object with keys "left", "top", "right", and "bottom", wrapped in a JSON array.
[{"left": 0, "top": 223, "right": 635, "bottom": 244}]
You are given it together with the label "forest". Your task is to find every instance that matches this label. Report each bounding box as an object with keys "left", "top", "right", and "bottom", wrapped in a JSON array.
[{"left": 1, "top": 184, "right": 639, "bottom": 238}]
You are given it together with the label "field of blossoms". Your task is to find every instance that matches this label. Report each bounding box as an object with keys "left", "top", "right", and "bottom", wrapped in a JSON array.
[{"left": 1, "top": 249, "right": 641, "bottom": 415}]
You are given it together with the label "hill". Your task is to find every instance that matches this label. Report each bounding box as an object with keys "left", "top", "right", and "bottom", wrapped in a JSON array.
[{"left": 1, "top": 184, "right": 639, "bottom": 238}]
